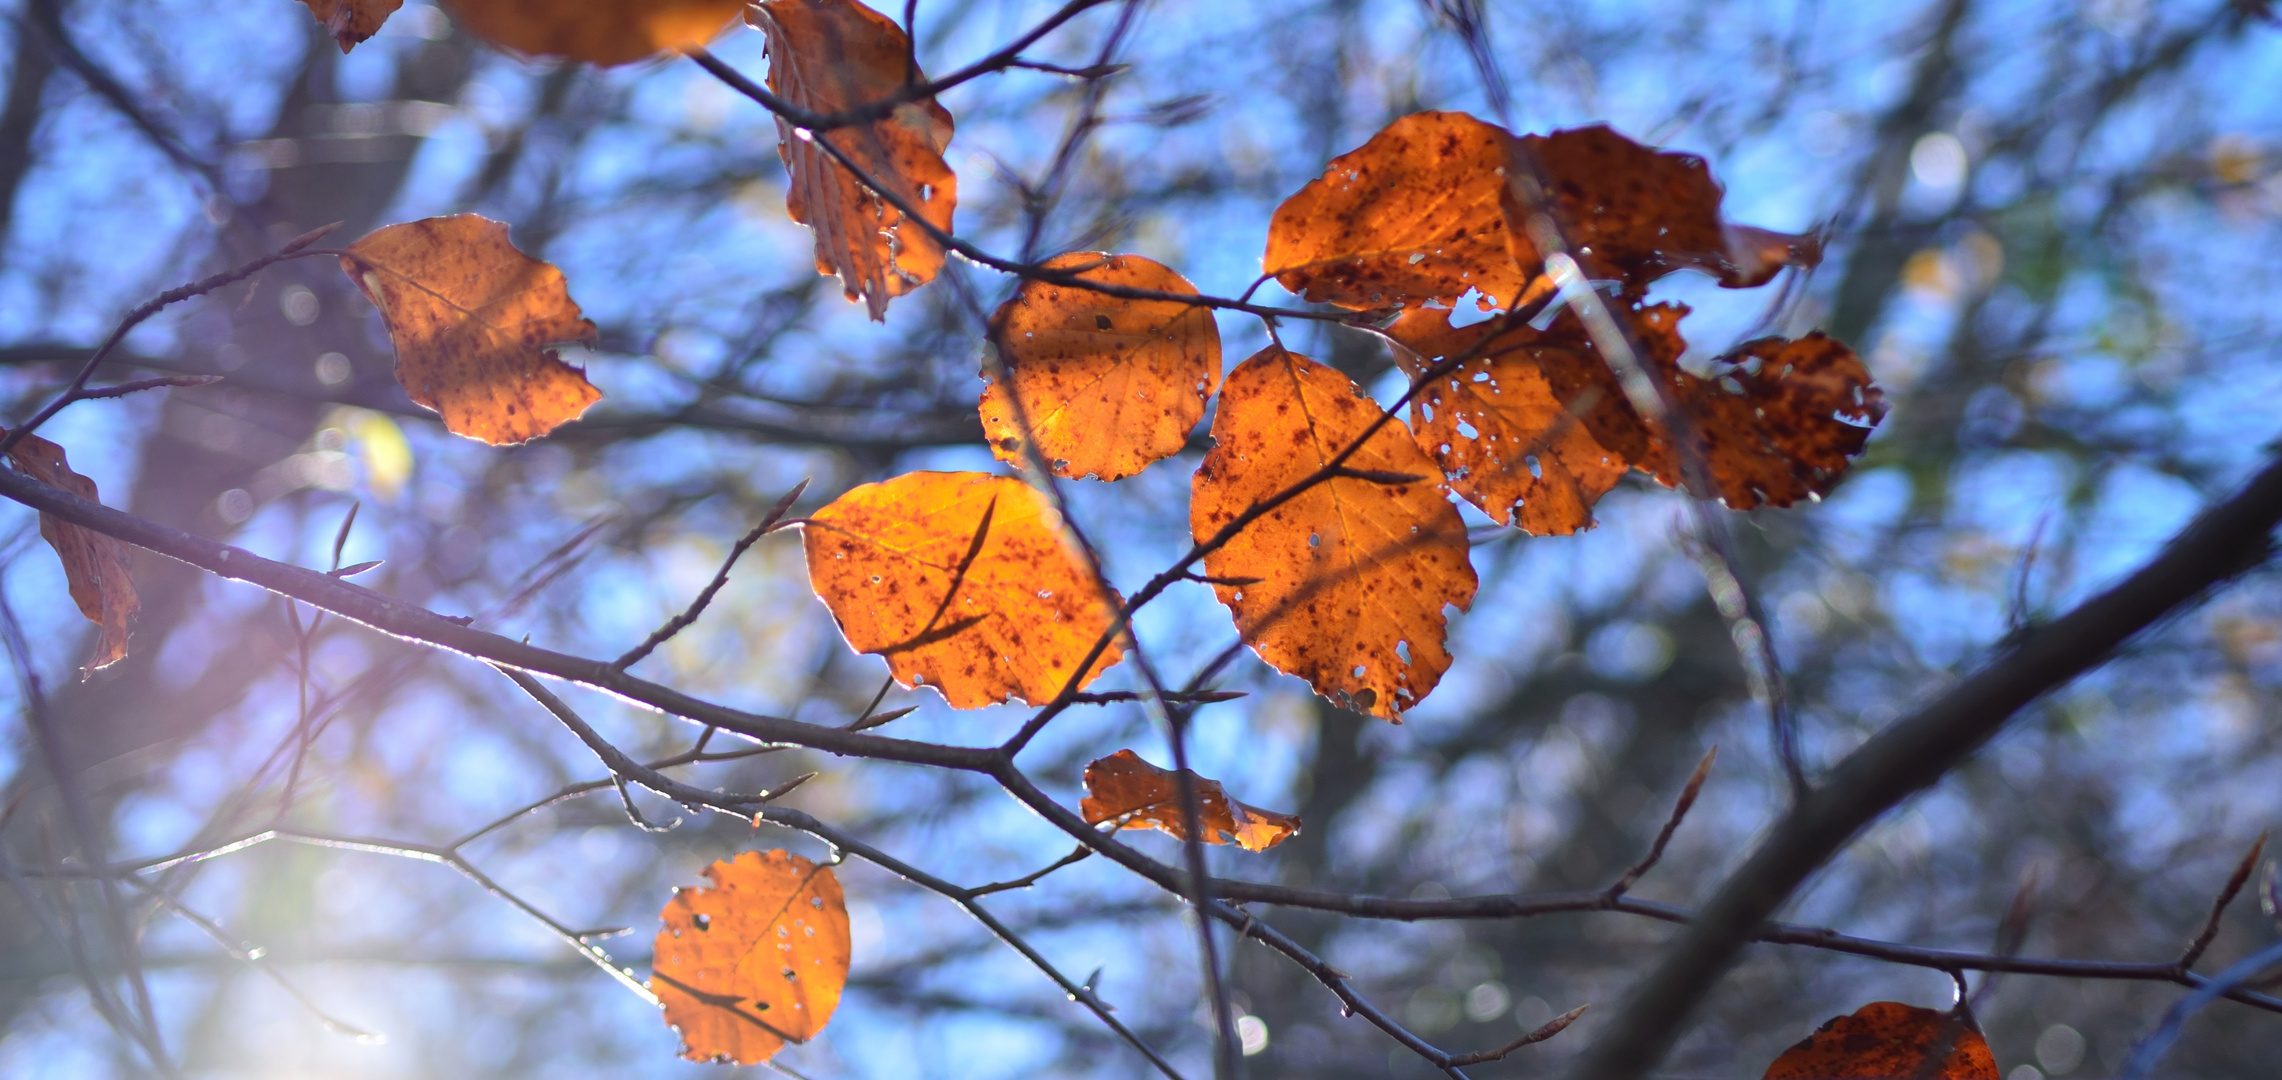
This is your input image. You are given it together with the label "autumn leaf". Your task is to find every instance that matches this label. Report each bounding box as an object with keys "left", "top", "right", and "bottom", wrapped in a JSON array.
[
  {"left": 981, "top": 253, "right": 1221, "bottom": 481},
  {"left": 1505, "top": 124, "right": 1823, "bottom": 294},
  {"left": 653, "top": 850, "right": 851, "bottom": 1066},
  {"left": 1081, "top": 749, "right": 1299, "bottom": 852},
  {"left": 1528, "top": 304, "right": 1884, "bottom": 509},
  {"left": 1264, "top": 111, "right": 1534, "bottom": 313},
  {"left": 1762, "top": 1002, "right": 1999, "bottom": 1079},
  {"left": 802, "top": 472, "right": 1123, "bottom": 708},
  {"left": 1385, "top": 307, "right": 1627, "bottom": 535},
  {"left": 297, "top": 0, "right": 402, "bottom": 52},
  {"left": 752, "top": 0, "right": 957, "bottom": 320},
  {"left": 342, "top": 214, "right": 602, "bottom": 446},
  {"left": 1190, "top": 346, "right": 1476, "bottom": 721},
  {"left": 2, "top": 431, "right": 135, "bottom": 674},
  {"left": 442, "top": 0, "right": 746, "bottom": 66}
]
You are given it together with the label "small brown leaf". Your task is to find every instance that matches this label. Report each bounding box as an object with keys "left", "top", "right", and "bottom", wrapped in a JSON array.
[
  {"left": 1762, "top": 1002, "right": 1999, "bottom": 1079},
  {"left": 1264, "top": 111, "right": 1532, "bottom": 313},
  {"left": 653, "top": 850, "right": 851, "bottom": 1066},
  {"left": 1190, "top": 346, "right": 1477, "bottom": 721},
  {"left": 1385, "top": 307, "right": 1627, "bottom": 535},
  {"left": 343, "top": 214, "right": 602, "bottom": 445},
  {"left": 296, "top": 0, "right": 403, "bottom": 52},
  {"left": 982, "top": 253, "right": 1222, "bottom": 481},
  {"left": 752, "top": 0, "right": 957, "bottom": 320},
  {"left": 2, "top": 431, "right": 136, "bottom": 674},
  {"left": 1505, "top": 125, "right": 1823, "bottom": 293},
  {"left": 442, "top": 0, "right": 746, "bottom": 66},
  {"left": 801, "top": 471, "right": 1123, "bottom": 708},
  {"left": 1080, "top": 749, "right": 1299, "bottom": 852}
]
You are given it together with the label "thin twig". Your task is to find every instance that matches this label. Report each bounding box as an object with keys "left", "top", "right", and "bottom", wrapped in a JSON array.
[
  {"left": 614, "top": 479, "right": 808, "bottom": 669},
  {"left": 2180, "top": 833, "right": 2268, "bottom": 971},
  {"left": 1607, "top": 746, "right": 1716, "bottom": 899}
]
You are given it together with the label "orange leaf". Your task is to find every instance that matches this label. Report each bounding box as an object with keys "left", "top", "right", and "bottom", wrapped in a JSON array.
[
  {"left": 442, "top": 0, "right": 745, "bottom": 66},
  {"left": 1264, "top": 111, "right": 1533, "bottom": 313},
  {"left": 752, "top": 0, "right": 957, "bottom": 320},
  {"left": 1762, "top": 1002, "right": 1999, "bottom": 1079},
  {"left": 981, "top": 253, "right": 1221, "bottom": 481},
  {"left": 1385, "top": 307, "right": 1627, "bottom": 535},
  {"left": 1506, "top": 125, "right": 1823, "bottom": 293},
  {"left": 343, "top": 214, "right": 602, "bottom": 446},
  {"left": 1190, "top": 346, "right": 1476, "bottom": 720},
  {"left": 802, "top": 471, "right": 1123, "bottom": 708},
  {"left": 2, "top": 431, "right": 136, "bottom": 674},
  {"left": 1532, "top": 304, "right": 1883, "bottom": 509},
  {"left": 296, "top": 0, "right": 402, "bottom": 52},
  {"left": 1081, "top": 749, "right": 1299, "bottom": 852},
  {"left": 652, "top": 850, "right": 851, "bottom": 1066}
]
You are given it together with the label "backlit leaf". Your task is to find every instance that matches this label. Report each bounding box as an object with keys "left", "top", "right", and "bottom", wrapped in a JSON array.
[
  {"left": 653, "top": 850, "right": 850, "bottom": 1066},
  {"left": 1264, "top": 111, "right": 1532, "bottom": 313},
  {"left": 1528, "top": 304, "right": 1884, "bottom": 509},
  {"left": 2, "top": 431, "right": 136, "bottom": 674},
  {"left": 802, "top": 471, "right": 1123, "bottom": 708},
  {"left": 296, "top": 0, "right": 402, "bottom": 52},
  {"left": 1385, "top": 307, "right": 1626, "bottom": 535},
  {"left": 1190, "top": 346, "right": 1476, "bottom": 720},
  {"left": 1080, "top": 749, "right": 1299, "bottom": 852},
  {"left": 1505, "top": 124, "right": 1823, "bottom": 293},
  {"left": 982, "top": 253, "right": 1221, "bottom": 481},
  {"left": 442, "top": 0, "right": 745, "bottom": 66},
  {"left": 342, "top": 214, "right": 602, "bottom": 446},
  {"left": 752, "top": 0, "right": 957, "bottom": 320},
  {"left": 1762, "top": 1002, "right": 1999, "bottom": 1079}
]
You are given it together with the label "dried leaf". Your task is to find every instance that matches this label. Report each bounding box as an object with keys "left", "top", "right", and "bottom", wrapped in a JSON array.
[
  {"left": 1264, "top": 111, "right": 1532, "bottom": 313},
  {"left": 653, "top": 850, "right": 850, "bottom": 1066},
  {"left": 2, "top": 431, "right": 135, "bottom": 674},
  {"left": 1527, "top": 304, "right": 1884, "bottom": 509},
  {"left": 982, "top": 253, "right": 1221, "bottom": 481},
  {"left": 1762, "top": 1002, "right": 1999, "bottom": 1080},
  {"left": 1080, "top": 749, "right": 1299, "bottom": 852},
  {"left": 1505, "top": 125, "right": 1822, "bottom": 293},
  {"left": 1190, "top": 346, "right": 1476, "bottom": 720},
  {"left": 802, "top": 471, "right": 1123, "bottom": 708},
  {"left": 752, "top": 0, "right": 957, "bottom": 320},
  {"left": 297, "top": 0, "right": 403, "bottom": 52},
  {"left": 1386, "top": 307, "right": 1626, "bottom": 535},
  {"left": 443, "top": 0, "right": 745, "bottom": 66},
  {"left": 343, "top": 214, "right": 602, "bottom": 445}
]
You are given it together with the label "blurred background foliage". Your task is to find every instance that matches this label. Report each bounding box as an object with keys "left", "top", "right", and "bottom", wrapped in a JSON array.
[{"left": 2, "top": 0, "right": 2281, "bottom": 1077}]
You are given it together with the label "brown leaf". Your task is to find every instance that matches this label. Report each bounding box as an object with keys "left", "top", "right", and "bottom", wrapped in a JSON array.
[
  {"left": 802, "top": 471, "right": 1123, "bottom": 708},
  {"left": 343, "top": 214, "right": 602, "bottom": 445},
  {"left": 1762, "top": 1002, "right": 1999, "bottom": 1079},
  {"left": 1505, "top": 124, "right": 1822, "bottom": 293},
  {"left": 297, "top": 0, "right": 403, "bottom": 52},
  {"left": 653, "top": 850, "right": 850, "bottom": 1066},
  {"left": 1385, "top": 308, "right": 1627, "bottom": 535},
  {"left": 1528, "top": 304, "right": 1884, "bottom": 509},
  {"left": 2, "top": 431, "right": 135, "bottom": 674},
  {"left": 752, "top": 0, "right": 957, "bottom": 320},
  {"left": 442, "top": 0, "right": 745, "bottom": 66},
  {"left": 1080, "top": 749, "right": 1299, "bottom": 852},
  {"left": 982, "top": 253, "right": 1222, "bottom": 481},
  {"left": 1264, "top": 111, "right": 1533, "bottom": 313},
  {"left": 1190, "top": 346, "right": 1477, "bottom": 720}
]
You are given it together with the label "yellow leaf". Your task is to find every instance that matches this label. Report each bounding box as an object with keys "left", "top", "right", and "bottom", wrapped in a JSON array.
[
  {"left": 653, "top": 851, "right": 850, "bottom": 1065},
  {"left": 1189, "top": 346, "right": 1476, "bottom": 720},
  {"left": 802, "top": 472, "right": 1122, "bottom": 708},
  {"left": 1081, "top": 749, "right": 1300, "bottom": 852},
  {"left": 442, "top": 0, "right": 745, "bottom": 66},
  {"left": 342, "top": 214, "right": 602, "bottom": 446},
  {"left": 751, "top": 0, "right": 957, "bottom": 320},
  {"left": 982, "top": 253, "right": 1221, "bottom": 481}
]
